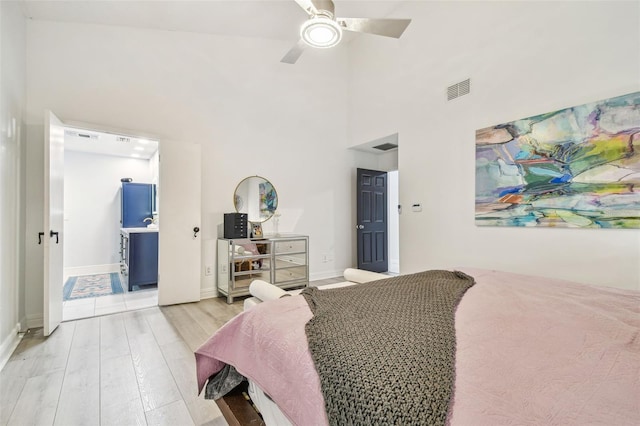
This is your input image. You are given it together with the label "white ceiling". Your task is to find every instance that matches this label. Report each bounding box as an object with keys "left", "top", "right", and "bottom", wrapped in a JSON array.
[
  {"left": 26, "top": 0, "right": 409, "bottom": 157},
  {"left": 21, "top": 0, "right": 410, "bottom": 42},
  {"left": 64, "top": 127, "right": 159, "bottom": 159}
]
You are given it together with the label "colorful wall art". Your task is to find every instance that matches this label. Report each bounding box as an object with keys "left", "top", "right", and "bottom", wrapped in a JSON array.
[
  {"left": 475, "top": 91, "right": 640, "bottom": 228},
  {"left": 259, "top": 181, "right": 277, "bottom": 220}
]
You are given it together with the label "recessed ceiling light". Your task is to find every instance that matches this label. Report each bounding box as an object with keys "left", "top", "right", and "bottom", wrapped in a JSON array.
[{"left": 131, "top": 153, "right": 141, "bottom": 158}]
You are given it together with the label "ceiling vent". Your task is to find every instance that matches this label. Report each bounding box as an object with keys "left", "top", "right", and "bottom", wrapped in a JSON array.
[
  {"left": 373, "top": 142, "right": 398, "bottom": 151},
  {"left": 115, "top": 136, "right": 131, "bottom": 143},
  {"left": 447, "top": 78, "right": 471, "bottom": 101},
  {"left": 64, "top": 129, "right": 99, "bottom": 140}
]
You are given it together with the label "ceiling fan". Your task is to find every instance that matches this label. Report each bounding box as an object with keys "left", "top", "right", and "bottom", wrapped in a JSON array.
[{"left": 281, "top": 0, "right": 411, "bottom": 64}]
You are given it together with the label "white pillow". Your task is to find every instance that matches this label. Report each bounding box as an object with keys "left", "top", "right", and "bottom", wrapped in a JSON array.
[
  {"left": 343, "top": 268, "right": 388, "bottom": 284},
  {"left": 249, "top": 280, "right": 291, "bottom": 302}
]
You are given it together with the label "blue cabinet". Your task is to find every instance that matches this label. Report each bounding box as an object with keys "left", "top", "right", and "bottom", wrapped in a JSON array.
[
  {"left": 121, "top": 230, "right": 158, "bottom": 291},
  {"left": 121, "top": 183, "right": 155, "bottom": 228}
]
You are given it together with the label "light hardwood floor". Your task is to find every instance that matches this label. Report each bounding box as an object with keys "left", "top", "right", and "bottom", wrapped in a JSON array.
[{"left": 0, "top": 278, "right": 343, "bottom": 426}]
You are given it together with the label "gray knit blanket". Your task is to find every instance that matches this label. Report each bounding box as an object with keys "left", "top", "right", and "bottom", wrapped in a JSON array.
[{"left": 301, "top": 270, "right": 475, "bottom": 426}]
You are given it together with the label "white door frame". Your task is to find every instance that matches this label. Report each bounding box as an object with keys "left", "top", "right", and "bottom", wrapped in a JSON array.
[
  {"left": 48, "top": 118, "right": 202, "bottom": 317},
  {"left": 387, "top": 170, "right": 400, "bottom": 274}
]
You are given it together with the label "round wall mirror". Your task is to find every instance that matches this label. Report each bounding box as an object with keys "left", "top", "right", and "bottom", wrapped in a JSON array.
[{"left": 234, "top": 176, "right": 278, "bottom": 223}]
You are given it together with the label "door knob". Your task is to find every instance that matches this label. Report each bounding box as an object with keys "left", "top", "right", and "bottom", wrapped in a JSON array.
[
  {"left": 50, "top": 230, "right": 59, "bottom": 244},
  {"left": 356, "top": 225, "right": 364, "bottom": 230},
  {"left": 193, "top": 227, "right": 200, "bottom": 238},
  {"left": 38, "top": 232, "right": 45, "bottom": 244}
]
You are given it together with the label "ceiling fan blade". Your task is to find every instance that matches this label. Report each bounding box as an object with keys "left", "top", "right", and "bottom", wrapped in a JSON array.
[
  {"left": 338, "top": 18, "right": 412, "bottom": 38},
  {"left": 294, "top": 0, "right": 335, "bottom": 16},
  {"left": 281, "top": 40, "right": 306, "bottom": 64},
  {"left": 294, "top": 0, "right": 318, "bottom": 16}
]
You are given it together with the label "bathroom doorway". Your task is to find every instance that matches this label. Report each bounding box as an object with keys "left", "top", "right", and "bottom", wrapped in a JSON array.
[{"left": 61, "top": 127, "right": 159, "bottom": 321}]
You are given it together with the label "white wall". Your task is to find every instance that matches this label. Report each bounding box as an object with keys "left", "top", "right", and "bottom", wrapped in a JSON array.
[
  {"left": 21, "top": 3, "right": 638, "bottom": 332},
  {"left": 0, "top": 0, "right": 27, "bottom": 366},
  {"left": 349, "top": 1, "right": 640, "bottom": 290},
  {"left": 24, "top": 19, "right": 352, "bottom": 319},
  {"left": 63, "top": 151, "right": 153, "bottom": 271}
]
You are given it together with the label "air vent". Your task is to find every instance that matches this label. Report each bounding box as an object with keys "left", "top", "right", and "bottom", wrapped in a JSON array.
[
  {"left": 115, "top": 136, "right": 131, "bottom": 143},
  {"left": 373, "top": 143, "right": 398, "bottom": 151},
  {"left": 64, "top": 129, "right": 99, "bottom": 140},
  {"left": 447, "top": 78, "right": 471, "bottom": 101}
]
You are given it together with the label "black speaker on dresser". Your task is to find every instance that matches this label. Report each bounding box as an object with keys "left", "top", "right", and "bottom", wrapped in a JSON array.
[{"left": 224, "top": 213, "right": 248, "bottom": 238}]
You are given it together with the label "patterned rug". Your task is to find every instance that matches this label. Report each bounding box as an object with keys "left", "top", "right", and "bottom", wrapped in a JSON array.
[{"left": 63, "top": 273, "right": 124, "bottom": 301}]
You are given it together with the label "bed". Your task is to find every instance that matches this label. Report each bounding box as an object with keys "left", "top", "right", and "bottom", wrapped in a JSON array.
[{"left": 195, "top": 268, "right": 640, "bottom": 425}]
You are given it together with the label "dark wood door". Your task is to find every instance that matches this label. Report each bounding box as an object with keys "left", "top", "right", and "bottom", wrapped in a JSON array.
[{"left": 356, "top": 168, "right": 388, "bottom": 272}]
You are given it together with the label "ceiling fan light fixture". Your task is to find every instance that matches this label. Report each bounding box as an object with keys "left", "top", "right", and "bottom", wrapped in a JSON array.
[{"left": 300, "top": 16, "right": 342, "bottom": 48}]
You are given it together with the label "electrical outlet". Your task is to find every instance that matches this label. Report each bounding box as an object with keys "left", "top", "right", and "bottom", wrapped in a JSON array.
[{"left": 205, "top": 266, "right": 213, "bottom": 276}]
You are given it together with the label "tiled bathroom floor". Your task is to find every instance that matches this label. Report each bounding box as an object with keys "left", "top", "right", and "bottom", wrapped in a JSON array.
[{"left": 62, "top": 287, "right": 158, "bottom": 321}]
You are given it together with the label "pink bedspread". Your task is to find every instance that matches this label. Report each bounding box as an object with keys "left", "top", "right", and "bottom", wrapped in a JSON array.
[{"left": 195, "top": 269, "right": 640, "bottom": 425}]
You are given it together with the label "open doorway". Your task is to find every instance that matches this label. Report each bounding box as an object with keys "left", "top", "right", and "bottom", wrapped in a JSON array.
[
  {"left": 355, "top": 168, "right": 400, "bottom": 274},
  {"left": 350, "top": 133, "right": 400, "bottom": 274},
  {"left": 61, "top": 127, "right": 160, "bottom": 321}
]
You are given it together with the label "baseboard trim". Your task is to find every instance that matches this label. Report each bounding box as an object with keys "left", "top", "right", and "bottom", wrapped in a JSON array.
[
  {"left": 310, "top": 269, "right": 344, "bottom": 282},
  {"left": 64, "top": 263, "right": 120, "bottom": 281},
  {"left": 200, "top": 286, "right": 219, "bottom": 300},
  {"left": 0, "top": 325, "right": 23, "bottom": 372},
  {"left": 26, "top": 314, "right": 43, "bottom": 330}
]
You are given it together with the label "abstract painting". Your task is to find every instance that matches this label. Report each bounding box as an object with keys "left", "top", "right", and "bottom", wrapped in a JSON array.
[{"left": 475, "top": 91, "right": 640, "bottom": 228}]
